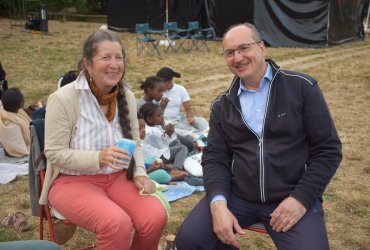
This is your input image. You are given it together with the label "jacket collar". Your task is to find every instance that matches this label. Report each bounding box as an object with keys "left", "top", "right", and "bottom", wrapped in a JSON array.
[{"left": 225, "top": 59, "right": 280, "bottom": 106}]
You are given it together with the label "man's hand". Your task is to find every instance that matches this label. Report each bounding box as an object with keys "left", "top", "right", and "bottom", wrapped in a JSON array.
[
  {"left": 270, "top": 196, "right": 307, "bottom": 232},
  {"left": 210, "top": 201, "right": 245, "bottom": 249}
]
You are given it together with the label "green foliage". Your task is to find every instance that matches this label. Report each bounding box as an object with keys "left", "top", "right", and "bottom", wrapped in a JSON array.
[
  {"left": 41, "top": 0, "right": 104, "bottom": 13},
  {"left": 76, "top": 0, "right": 91, "bottom": 13},
  {"left": 1, "top": 0, "right": 105, "bottom": 14},
  {"left": 0, "top": 0, "right": 10, "bottom": 12}
]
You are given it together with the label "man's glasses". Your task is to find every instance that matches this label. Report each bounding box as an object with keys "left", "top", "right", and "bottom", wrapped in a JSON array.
[{"left": 222, "top": 41, "right": 261, "bottom": 59}]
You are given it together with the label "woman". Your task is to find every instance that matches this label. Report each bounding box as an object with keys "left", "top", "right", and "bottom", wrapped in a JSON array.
[
  {"left": 39, "top": 30, "right": 167, "bottom": 250},
  {"left": 156, "top": 67, "right": 209, "bottom": 138}
]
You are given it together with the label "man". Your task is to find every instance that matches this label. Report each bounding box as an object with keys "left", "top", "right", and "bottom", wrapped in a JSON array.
[{"left": 176, "top": 23, "right": 342, "bottom": 250}]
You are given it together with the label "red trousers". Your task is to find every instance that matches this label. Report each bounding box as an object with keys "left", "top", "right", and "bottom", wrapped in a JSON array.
[{"left": 48, "top": 171, "right": 167, "bottom": 250}]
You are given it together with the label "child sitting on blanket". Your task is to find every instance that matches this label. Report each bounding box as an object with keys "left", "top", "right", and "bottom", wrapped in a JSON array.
[
  {"left": 0, "top": 88, "right": 31, "bottom": 157},
  {"left": 138, "top": 76, "right": 195, "bottom": 153},
  {"left": 138, "top": 104, "right": 189, "bottom": 183}
]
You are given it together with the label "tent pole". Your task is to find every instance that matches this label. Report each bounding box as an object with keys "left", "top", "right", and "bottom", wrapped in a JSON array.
[
  {"left": 366, "top": 4, "right": 370, "bottom": 35},
  {"left": 166, "top": 0, "right": 168, "bottom": 23},
  {"left": 165, "top": 0, "right": 169, "bottom": 40},
  {"left": 159, "top": 0, "right": 170, "bottom": 46}
]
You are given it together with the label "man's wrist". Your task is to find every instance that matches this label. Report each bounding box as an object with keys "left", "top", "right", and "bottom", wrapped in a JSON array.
[{"left": 210, "top": 194, "right": 227, "bottom": 205}]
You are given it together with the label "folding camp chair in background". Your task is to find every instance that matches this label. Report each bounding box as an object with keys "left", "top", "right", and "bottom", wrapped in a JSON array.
[
  {"left": 163, "top": 22, "right": 189, "bottom": 53},
  {"left": 187, "top": 21, "right": 215, "bottom": 52},
  {"left": 135, "top": 23, "right": 161, "bottom": 56}
]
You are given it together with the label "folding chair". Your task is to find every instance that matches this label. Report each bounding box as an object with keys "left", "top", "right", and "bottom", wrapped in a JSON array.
[
  {"left": 163, "top": 22, "right": 188, "bottom": 53},
  {"left": 187, "top": 21, "right": 215, "bottom": 52},
  {"left": 29, "top": 119, "right": 95, "bottom": 249},
  {"left": 135, "top": 23, "right": 161, "bottom": 56}
]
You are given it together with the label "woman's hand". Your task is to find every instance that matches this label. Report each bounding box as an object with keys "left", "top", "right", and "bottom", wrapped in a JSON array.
[
  {"left": 134, "top": 176, "right": 156, "bottom": 194},
  {"left": 99, "top": 145, "right": 130, "bottom": 170}
]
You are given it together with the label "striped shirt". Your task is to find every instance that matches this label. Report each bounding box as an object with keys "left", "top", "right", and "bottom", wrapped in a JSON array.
[{"left": 59, "top": 74, "right": 123, "bottom": 175}]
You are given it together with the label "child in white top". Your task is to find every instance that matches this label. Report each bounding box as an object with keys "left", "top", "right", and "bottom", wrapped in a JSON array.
[{"left": 139, "top": 103, "right": 189, "bottom": 181}]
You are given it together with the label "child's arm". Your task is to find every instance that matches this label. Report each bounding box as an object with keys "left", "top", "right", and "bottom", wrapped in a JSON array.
[
  {"left": 147, "top": 161, "right": 164, "bottom": 173},
  {"left": 164, "top": 123, "right": 176, "bottom": 139}
]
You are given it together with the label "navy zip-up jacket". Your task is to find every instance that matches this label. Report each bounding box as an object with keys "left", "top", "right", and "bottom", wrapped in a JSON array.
[{"left": 202, "top": 59, "right": 342, "bottom": 210}]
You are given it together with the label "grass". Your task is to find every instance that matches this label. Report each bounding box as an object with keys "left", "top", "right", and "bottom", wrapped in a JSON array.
[{"left": 0, "top": 19, "right": 370, "bottom": 249}]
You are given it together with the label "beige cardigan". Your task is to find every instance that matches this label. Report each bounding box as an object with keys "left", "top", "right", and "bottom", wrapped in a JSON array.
[
  {"left": 0, "top": 107, "right": 31, "bottom": 157},
  {"left": 39, "top": 81, "right": 146, "bottom": 205}
]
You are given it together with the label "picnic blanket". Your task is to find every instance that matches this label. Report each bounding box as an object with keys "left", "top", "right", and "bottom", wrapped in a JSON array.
[
  {"left": 163, "top": 181, "right": 204, "bottom": 202},
  {"left": 0, "top": 156, "right": 29, "bottom": 184}
]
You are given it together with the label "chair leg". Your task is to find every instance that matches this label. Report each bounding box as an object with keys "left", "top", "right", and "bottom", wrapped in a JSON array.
[
  {"left": 164, "top": 39, "right": 176, "bottom": 53},
  {"left": 189, "top": 39, "right": 197, "bottom": 51},
  {"left": 137, "top": 40, "right": 144, "bottom": 56},
  {"left": 152, "top": 41, "right": 161, "bottom": 56},
  {"left": 45, "top": 206, "right": 56, "bottom": 242},
  {"left": 40, "top": 170, "right": 56, "bottom": 242},
  {"left": 178, "top": 39, "right": 188, "bottom": 52},
  {"left": 39, "top": 205, "right": 44, "bottom": 240},
  {"left": 185, "top": 39, "right": 191, "bottom": 52},
  {"left": 196, "top": 39, "right": 209, "bottom": 52},
  {"left": 204, "top": 40, "right": 210, "bottom": 52}
]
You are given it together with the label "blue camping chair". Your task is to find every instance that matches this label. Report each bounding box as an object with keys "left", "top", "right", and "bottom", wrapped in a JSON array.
[
  {"left": 187, "top": 21, "right": 214, "bottom": 52},
  {"left": 163, "top": 22, "right": 189, "bottom": 53},
  {"left": 135, "top": 23, "right": 161, "bottom": 56}
]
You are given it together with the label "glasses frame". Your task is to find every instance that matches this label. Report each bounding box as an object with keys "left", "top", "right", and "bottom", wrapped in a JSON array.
[{"left": 222, "top": 41, "right": 261, "bottom": 59}]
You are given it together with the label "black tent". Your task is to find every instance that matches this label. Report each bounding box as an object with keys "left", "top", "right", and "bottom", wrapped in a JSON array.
[{"left": 107, "top": 0, "right": 366, "bottom": 48}]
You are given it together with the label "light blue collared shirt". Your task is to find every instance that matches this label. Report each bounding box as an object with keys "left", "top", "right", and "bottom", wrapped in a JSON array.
[
  {"left": 237, "top": 63, "right": 272, "bottom": 137},
  {"left": 210, "top": 63, "right": 272, "bottom": 205}
]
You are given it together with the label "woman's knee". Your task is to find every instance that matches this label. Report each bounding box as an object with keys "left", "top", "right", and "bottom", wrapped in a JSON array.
[
  {"left": 138, "top": 202, "right": 167, "bottom": 235},
  {"left": 99, "top": 212, "right": 133, "bottom": 236},
  {"left": 150, "top": 205, "right": 167, "bottom": 230}
]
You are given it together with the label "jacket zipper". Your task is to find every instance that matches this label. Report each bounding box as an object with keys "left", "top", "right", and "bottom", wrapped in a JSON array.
[
  {"left": 229, "top": 66, "right": 279, "bottom": 203},
  {"left": 234, "top": 105, "right": 266, "bottom": 202},
  {"left": 258, "top": 70, "right": 279, "bottom": 202},
  {"left": 258, "top": 138, "right": 265, "bottom": 202}
]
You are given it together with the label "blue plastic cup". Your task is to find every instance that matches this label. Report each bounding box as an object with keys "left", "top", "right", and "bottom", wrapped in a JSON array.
[
  {"left": 118, "top": 138, "right": 136, "bottom": 161},
  {"left": 144, "top": 156, "right": 156, "bottom": 169}
]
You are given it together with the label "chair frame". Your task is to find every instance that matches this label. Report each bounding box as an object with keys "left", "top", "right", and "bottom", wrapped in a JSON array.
[
  {"left": 187, "top": 21, "right": 214, "bottom": 52},
  {"left": 163, "top": 22, "right": 188, "bottom": 53},
  {"left": 245, "top": 222, "right": 268, "bottom": 234},
  {"left": 31, "top": 120, "right": 95, "bottom": 249},
  {"left": 135, "top": 23, "right": 161, "bottom": 56}
]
